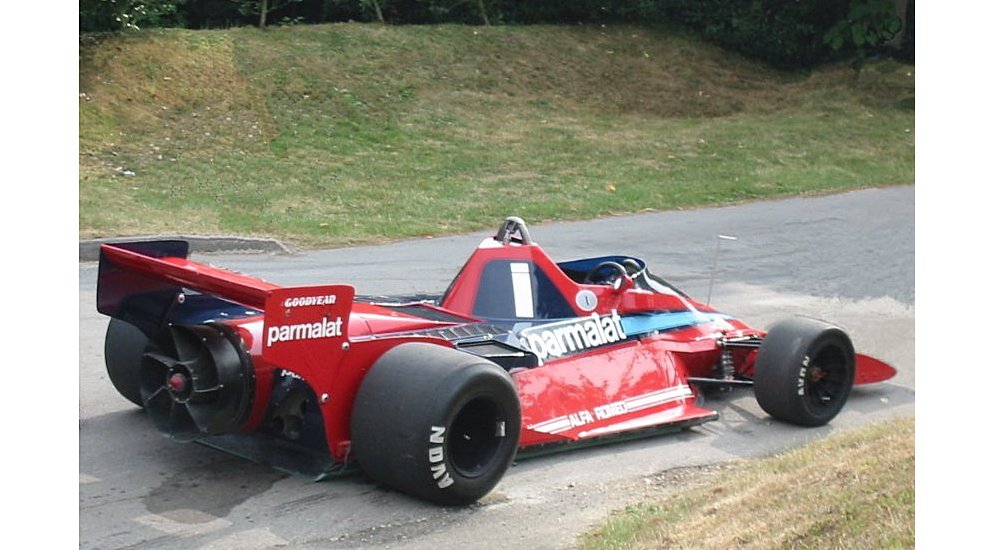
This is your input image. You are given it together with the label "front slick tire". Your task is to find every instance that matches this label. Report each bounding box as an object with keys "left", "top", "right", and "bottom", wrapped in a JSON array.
[
  {"left": 753, "top": 317, "right": 856, "bottom": 427},
  {"left": 351, "top": 343, "right": 521, "bottom": 506}
]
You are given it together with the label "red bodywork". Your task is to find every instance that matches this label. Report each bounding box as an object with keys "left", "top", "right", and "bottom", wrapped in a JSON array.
[{"left": 97, "top": 230, "right": 896, "bottom": 467}]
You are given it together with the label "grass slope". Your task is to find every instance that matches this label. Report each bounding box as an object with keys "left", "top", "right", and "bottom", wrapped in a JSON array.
[
  {"left": 583, "top": 417, "right": 915, "bottom": 549},
  {"left": 80, "top": 24, "right": 914, "bottom": 247}
]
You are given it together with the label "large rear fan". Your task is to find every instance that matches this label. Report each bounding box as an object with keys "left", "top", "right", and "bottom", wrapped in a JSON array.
[{"left": 140, "top": 324, "right": 254, "bottom": 441}]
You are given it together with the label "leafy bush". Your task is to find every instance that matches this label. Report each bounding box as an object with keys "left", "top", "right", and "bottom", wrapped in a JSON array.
[
  {"left": 80, "top": 0, "right": 188, "bottom": 31},
  {"left": 658, "top": 0, "right": 851, "bottom": 69},
  {"left": 824, "top": 0, "right": 903, "bottom": 68},
  {"left": 79, "top": 0, "right": 909, "bottom": 70}
]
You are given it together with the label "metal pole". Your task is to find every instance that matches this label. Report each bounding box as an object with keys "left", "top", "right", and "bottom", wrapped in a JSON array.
[{"left": 706, "top": 235, "right": 737, "bottom": 306}]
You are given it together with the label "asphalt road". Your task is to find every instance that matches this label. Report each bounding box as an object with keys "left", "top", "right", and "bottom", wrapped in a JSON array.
[{"left": 79, "top": 186, "right": 915, "bottom": 549}]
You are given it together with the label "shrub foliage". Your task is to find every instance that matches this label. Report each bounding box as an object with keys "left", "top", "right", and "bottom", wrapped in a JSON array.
[{"left": 79, "top": 1, "right": 909, "bottom": 69}]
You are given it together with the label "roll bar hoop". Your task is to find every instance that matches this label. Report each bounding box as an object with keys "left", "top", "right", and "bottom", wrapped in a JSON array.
[{"left": 494, "top": 216, "right": 533, "bottom": 245}]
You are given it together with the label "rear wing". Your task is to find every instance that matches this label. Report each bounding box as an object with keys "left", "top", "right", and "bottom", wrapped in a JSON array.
[
  {"left": 97, "top": 241, "right": 279, "bottom": 316},
  {"left": 98, "top": 241, "right": 355, "bottom": 370}
]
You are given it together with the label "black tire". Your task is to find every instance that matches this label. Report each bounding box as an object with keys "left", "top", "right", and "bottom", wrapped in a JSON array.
[
  {"left": 350, "top": 343, "right": 521, "bottom": 505},
  {"left": 753, "top": 317, "right": 855, "bottom": 427},
  {"left": 104, "top": 318, "right": 149, "bottom": 407}
]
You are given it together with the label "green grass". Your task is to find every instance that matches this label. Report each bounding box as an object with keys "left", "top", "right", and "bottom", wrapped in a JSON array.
[
  {"left": 79, "top": 24, "right": 914, "bottom": 247},
  {"left": 582, "top": 417, "right": 915, "bottom": 549}
]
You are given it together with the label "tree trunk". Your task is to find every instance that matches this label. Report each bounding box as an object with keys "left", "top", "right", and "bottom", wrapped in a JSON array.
[
  {"left": 476, "top": 0, "right": 490, "bottom": 26},
  {"left": 259, "top": 0, "right": 269, "bottom": 28},
  {"left": 371, "top": 0, "right": 384, "bottom": 24}
]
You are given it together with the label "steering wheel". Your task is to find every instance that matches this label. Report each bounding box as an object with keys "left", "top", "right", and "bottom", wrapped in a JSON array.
[
  {"left": 621, "top": 258, "right": 645, "bottom": 278},
  {"left": 583, "top": 261, "right": 628, "bottom": 288}
]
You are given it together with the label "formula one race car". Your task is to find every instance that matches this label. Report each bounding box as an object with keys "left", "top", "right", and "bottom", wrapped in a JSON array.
[{"left": 96, "top": 217, "right": 896, "bottom": 505}]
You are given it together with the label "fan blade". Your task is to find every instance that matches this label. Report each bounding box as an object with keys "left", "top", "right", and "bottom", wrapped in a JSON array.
[{"left": 166, "top": 401, "right": 201, "bottom": 442}]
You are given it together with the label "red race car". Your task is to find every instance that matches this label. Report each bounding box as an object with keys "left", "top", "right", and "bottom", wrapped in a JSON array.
[{"left": 96, "top": 217, "right": 896, "bottom": 505}]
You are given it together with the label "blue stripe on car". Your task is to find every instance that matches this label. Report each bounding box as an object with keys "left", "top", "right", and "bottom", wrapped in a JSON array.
[{"left": 621, "top": 310, "right": 731, "bottom": 336}]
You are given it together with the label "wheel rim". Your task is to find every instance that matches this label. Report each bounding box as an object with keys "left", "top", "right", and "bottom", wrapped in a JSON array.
[
  {"left": 448, "top": 397, "right": 506, "bottom": 478},
  {"left": 804, "top": 345, "right": 850, "bottom": 412}
]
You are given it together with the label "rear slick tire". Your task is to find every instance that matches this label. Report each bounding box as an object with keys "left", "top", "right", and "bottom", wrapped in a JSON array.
[
  {"left": 104, "top": 318, "right": 148, "bottom": 407},
  {"left": 753, "top": 317, "right": 855, "bottom": 427},
  {"left": 350, "top": 343, "right": 521, "bottom": 505}
]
